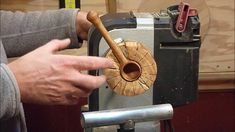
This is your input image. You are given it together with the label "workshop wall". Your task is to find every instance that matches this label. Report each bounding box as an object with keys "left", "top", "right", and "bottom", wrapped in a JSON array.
[{"left": 0, "top": 0, "right": 234, "bottom": 132}]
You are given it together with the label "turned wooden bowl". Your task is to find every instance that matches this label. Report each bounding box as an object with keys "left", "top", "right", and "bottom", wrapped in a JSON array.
[
  {"left": 87, "top": 11, "right": 157, "bottom": 96},
  {"left": 103, "top": 41, "right": 157, "bottom": 96}
]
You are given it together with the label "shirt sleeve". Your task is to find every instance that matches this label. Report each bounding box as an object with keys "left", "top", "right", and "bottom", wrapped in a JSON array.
[
  {"left": 0, "top": 63, "right": 21, "bottom": 120},
  {"left": 0, "top": 9, "right": 81, "bottom": 58}
]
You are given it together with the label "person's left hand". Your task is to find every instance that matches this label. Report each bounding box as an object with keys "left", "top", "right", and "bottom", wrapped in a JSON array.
[{"left": 76, "top": 11, "right": 92, "bottom": 40}]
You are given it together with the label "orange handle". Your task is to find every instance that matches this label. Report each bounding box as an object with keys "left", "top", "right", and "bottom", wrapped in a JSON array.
[{"left": 87, "top": 11, "right": 128, "bottom": 65}]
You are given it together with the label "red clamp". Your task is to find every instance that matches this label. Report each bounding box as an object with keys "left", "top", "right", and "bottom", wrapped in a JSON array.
[{"left": 175, "top": 2, "right": 198, "bottom": 33}]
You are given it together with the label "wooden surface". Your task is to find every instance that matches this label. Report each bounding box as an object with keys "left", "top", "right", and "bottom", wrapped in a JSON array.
[
  {"left": 1, "top": 0, "right": 234, "bottom": 90},
  {"left": 105, "top": 0, "right": 117, "bottom": 13},
  {"left": 104, "top": 42, "right": 157, "bottom": 96},
  {"left": 87, "top": 11, "right": 156, "bottom": 95},
  {"left": 199, "top": 0, "right": 235, "bottom": 90},
  {"left": 0, "top": 0, "right": 59, "bottom": 11}
]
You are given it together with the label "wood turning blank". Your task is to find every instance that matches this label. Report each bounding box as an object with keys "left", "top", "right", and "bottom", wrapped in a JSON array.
[
  {"left": 87, "top": 11, "right": 157, "bottom": 96},
  {"left": 104, "top": 41, "right": 157, "bottom": 96}
]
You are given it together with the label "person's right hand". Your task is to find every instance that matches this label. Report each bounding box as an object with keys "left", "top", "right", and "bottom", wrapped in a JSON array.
[{"left": 8, "top": 39, "right": 113, "bottom": 105}]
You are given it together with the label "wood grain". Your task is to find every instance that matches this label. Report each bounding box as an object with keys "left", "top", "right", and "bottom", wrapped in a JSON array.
[
  {"left": 0, "top": 0, "right": 59, "bottom": 11},
  {"left": 200, "top": 0, "right": 234, "bottom": 73},
  {"left": 199, "top": 72, "right": 235, "bottom": 91},
  {"left": 198, "top": 0, "right": 235, "bottom": 90},
  {"left": 105, "top": 0, "right": 117, "bottom": 13},
  {"left": 104, "top": 41, "right": 157, "bottom": 96}
]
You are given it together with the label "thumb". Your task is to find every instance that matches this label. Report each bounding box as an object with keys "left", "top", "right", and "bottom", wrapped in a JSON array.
[{"left": 43, "top": 38, "right": 71, "bottom": 53}]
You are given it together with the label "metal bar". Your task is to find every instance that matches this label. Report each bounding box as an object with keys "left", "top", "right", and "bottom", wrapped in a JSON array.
[{"left": 81, "top": 104, "right": 173, "bottom": 128}]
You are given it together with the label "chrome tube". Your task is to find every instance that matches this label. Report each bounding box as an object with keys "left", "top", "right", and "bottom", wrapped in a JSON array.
[{"left": 81, "top": 104, "right": 173, "bottom": 128}]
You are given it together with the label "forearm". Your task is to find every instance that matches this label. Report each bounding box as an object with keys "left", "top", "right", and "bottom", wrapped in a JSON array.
[
  {"left": 0, "top": 63, "right": 21, "bottom": 120},
  {"left": 0, "top": 9, "right": 80, "bottom": 57}
]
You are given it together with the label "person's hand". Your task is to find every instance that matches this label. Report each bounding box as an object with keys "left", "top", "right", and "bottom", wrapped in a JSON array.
[
  {"left": 8, "top": 39, "right": 112, "bottom": 105},
  {"left": 76, "top": 11, "right": 92, "bottom": 40}
]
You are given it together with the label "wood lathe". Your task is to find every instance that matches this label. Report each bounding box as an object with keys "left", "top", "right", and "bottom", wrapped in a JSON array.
[{"left": 81, "top": 2, "right": 201, "bottom": 132}]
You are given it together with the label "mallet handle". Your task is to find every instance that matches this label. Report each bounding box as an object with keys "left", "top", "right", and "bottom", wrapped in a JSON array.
[{"left": 87, "top": 11, "right": 128, "bottom": 64}]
